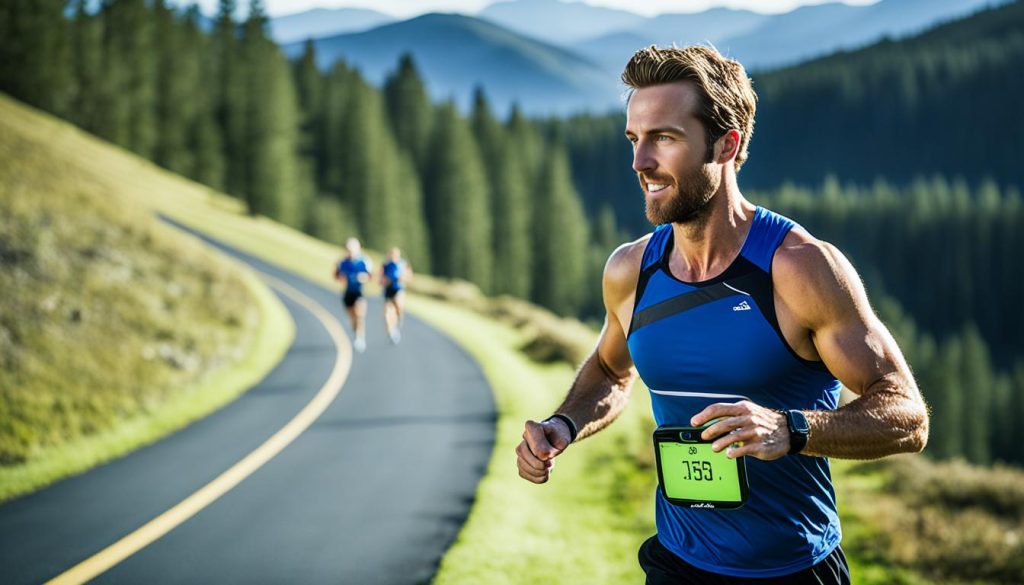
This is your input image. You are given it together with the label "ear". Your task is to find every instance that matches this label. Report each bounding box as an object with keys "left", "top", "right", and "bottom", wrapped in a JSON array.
[{"left": 715, "top": 130, "right": 742, "bottom": 164}]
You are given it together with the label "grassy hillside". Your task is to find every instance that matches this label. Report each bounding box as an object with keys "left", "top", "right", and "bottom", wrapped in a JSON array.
[{"left": 0, "top": 94, "right": 293, "bottom": 501}]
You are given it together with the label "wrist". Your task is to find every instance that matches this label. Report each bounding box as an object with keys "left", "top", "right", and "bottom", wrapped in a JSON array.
[
  {"left": 782, "top": 409, "right": 810, "bottom": 455},
  {"left": 544, "top": 413, "right": 578, "bottom": 444}
]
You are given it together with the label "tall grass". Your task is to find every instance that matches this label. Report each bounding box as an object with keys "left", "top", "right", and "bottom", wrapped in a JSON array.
[
  {"left": 841, "top": 455, "right": 1024, "bottom": 584},
  {"left": 0, "top": 94, "right": 292, "bottom": 500}
]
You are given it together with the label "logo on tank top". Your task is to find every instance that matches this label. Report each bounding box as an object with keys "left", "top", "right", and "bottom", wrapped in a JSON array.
[{"left": 732, "top": 301, "right": 752, "bottom": 312}]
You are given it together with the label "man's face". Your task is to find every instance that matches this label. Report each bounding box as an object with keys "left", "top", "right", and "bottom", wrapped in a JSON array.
[{"left": 625, "top": 82, "right": 721, "bottom": 225}]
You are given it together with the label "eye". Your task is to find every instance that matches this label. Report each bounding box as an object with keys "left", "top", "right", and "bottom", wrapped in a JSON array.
[{"left": 656, "top": 135, "right": 672, "bottom": 142}]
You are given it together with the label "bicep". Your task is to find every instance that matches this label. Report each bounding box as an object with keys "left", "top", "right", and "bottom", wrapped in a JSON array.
[
  {"left": 815, "top": 311, "right": 911, "bottom": 397},
  {"left": 803, "top": 245, "right": 915, "bottom": 397},
  {"left": 596, "top": 311, "right": 634, "bottom": 379}
]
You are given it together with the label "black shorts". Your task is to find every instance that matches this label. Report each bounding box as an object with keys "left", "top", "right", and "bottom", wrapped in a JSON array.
[
  {"left": 384, "top": 286, "right": 401, "bottom": 299},
  {"left": 638, "top": 535, "right": 851, "bottom": 585},
  {"left": 342, "top": 289, "right": 362, "bottom": 308}
]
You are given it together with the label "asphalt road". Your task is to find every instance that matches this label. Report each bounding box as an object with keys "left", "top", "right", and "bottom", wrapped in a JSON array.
[{"left": 0, "top": 224, "right": 496, "bottom": 584}]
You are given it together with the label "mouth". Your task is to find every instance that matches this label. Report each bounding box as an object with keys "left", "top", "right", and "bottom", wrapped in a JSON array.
[{"left": 641, "top": 177, "right": 673, "bottom": 196}]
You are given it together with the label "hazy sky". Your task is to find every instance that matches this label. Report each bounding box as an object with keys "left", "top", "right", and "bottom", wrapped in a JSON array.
[{"left": 198, "top": 0, "right": 881, "bottom": 19}]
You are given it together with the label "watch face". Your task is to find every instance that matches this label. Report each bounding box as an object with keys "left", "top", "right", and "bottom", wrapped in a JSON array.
[{"left": 790, "top": 410, "right": 810, "bottom": 434}]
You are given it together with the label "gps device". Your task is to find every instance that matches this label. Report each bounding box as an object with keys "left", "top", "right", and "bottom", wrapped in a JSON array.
[{"left": 653, "top": 425, "right": 749, "bottom": 509}]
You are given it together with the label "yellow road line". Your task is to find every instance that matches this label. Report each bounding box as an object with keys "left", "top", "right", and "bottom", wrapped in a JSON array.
[{"left": 46, "top": 273, "right": 351, "bottom": 585}]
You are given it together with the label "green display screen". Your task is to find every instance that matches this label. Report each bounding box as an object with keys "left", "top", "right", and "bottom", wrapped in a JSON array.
[{"left": 658, "top": 441, "right": 744, "bottom": 503}]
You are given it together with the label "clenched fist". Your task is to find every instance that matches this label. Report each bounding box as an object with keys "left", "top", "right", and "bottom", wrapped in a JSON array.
[{"left": 515, "top": 418, "right": 573, "bottom": 483}]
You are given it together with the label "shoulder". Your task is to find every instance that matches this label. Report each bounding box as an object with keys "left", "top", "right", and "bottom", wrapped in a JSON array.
[
  {"left": 773, "top": 229, "right": 869, "bottom": 329},
  {"left": 603, "top": 233, "right": 651, "bottom": 304}
]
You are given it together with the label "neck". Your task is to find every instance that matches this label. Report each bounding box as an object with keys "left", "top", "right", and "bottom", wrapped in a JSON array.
[{"left": 669, "top": 172, "right": 755, "bottom": 282}]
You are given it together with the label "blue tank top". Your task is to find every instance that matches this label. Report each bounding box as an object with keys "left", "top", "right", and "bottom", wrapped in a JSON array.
[
  {"left": 626, "top": 207, "right": 843, "bottom": 578},
  {"left": 383, "top": 260, "right": 405, "bottom": 291},
  {"left": 337, "top": 257, "right": 370, "bottom": 292}
]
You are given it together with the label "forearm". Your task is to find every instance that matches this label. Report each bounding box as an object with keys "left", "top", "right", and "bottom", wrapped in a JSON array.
[
  {"left": 554, "top": 351, "right": 637, "bottom": 442},
  {"left": 802, "top": 376, "right": 929, "bottom": 459}
]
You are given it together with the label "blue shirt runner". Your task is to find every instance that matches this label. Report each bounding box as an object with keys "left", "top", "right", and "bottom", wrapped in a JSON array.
[
  {"left": 626, "top": 207, "right": 843, "bottom": 578},
  {"left": 337, "top": 257, "right": 371, "bottom": 294}
]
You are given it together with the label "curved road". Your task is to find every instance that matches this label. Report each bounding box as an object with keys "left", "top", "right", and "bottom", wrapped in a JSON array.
[{"left": 0, "top": 224, "right": 496, "bottom": 584}]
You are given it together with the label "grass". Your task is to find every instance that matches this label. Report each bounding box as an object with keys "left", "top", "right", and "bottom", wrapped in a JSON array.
[
  {"left": 0, "top": 94, "right": 293, "bottom": 502},
  {"left": 837, "top": 456, "right": 1024, "bottom": 584}
]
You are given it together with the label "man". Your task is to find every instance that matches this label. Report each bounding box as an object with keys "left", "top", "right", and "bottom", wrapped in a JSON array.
[
  {"left": 515, "top": 45, "right": 928, "bottom": 584},
  {"left": 379, "top": 247, "right": 412, "bottom": 344},
  {"left": 334, "top": 237, "right": 372, "bottom": 353}
]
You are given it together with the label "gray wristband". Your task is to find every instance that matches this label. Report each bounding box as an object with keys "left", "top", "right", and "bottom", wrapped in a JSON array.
[{"left": 545, "top": 414, "right": 578, "bottom": 443}]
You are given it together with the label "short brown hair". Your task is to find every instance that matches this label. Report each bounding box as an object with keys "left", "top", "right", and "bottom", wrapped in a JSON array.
[{"left": 622, "top": 45, "right": 757, "bottom": 172}]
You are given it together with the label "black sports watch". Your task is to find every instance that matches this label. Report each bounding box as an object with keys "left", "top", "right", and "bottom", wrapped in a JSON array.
[{"left": 784, "top": 409, "right": 810, "bottom": 455}]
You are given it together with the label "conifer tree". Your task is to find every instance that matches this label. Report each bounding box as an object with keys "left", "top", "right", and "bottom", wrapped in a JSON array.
[
  {"left": 213, "top": 0, "right": 247, "bottom": 198},
  {"left": 0, "top": 0, "right": 71, "bottom": 116},
  {"left": 471, "top": 88, "right": 530, "bottom": 296},
  {"left": 334, "top": 77, "right": 414, "bottom": 250},
  {"left": 394, "top": 152, "right": 432, "bottom": 272},
  {"left": 580, "top": 205, "right": 624, "bottom": 318},
  {"left": 506, "top": 104, "right": 543, "bottom": 182},
  {"left": 471, "top": 87, "right": 504, "bottom": 173},
  {"left": 67, "top": 0, "right": 104, "bottom": 134},
  {"left": 424, "top": 101, "right": 493, "bottom": 290},
  {"left": 489, "top": 141, "right": 532, "bottom": 298},
  {"left": 154, "top": 0, "right": 199, "bottom": 175},
  {"left": 320, "top": 62, "right": 357, "bottom": 200},
  {"left": 960, "top": 324, "right": 993, "bottom": 464},
  {"left": 531, "top": 142, "right": 590, "bottom": 315},
  {"left": 931, "top": 336, "right": 964, "bottom": 459},
  {"left": 104, "top": 0, "right": 157, "bottom": 158},
  {"left": 384, "top": 54, "right": 434, "bottom": 173},
  {"left": 184, "top": 6, "right": 226, "bottom": 189},
  {"left": 293, "top": 40, "right": 324, "bottom": 178},
  {"left": 1011, "top": 362, "right": 1024, "bottom": 464},
  {"left": 240, "top": 0, "right": 306, "bottom": 227}
]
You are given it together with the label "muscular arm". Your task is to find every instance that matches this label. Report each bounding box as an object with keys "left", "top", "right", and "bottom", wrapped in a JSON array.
[
  {"left": 516, "top": 240, "right": 641, "bottom": 482},
  {"left": 788, "top": 241, "right": 928, "bottom": 459},
  {"left": 695, "top": 238, "right": 928, "bottom": 461},
  {"left": 553, "top": 313, "right": 637, "bottom": 442}
]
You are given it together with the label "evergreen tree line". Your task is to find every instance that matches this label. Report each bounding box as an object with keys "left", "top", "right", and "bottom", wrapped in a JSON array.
[
  {"left": 744, "top": 0, "right": 1024, "bottom": 190},
  {"left": 753, "top": 179, "right": 1024, "bottom": 466},
  {"left": 0, "top": 0, "right": 618, "bottom": 319}
]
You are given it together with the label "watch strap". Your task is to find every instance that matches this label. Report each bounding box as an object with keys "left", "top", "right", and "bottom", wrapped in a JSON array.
[
  {"left": 545, "top": 414, "right": 578, "bottom": 444},
  {"left": 785, "top": 410, "right": 809, "bottom": 455}
]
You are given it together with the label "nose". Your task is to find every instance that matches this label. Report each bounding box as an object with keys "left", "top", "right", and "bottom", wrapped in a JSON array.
[{"left": 632, "top": 140, "right": 655, "bottom": 174}]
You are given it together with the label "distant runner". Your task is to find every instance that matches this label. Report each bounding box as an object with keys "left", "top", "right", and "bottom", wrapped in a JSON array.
[
  {"left": 334, "top": 238, "right": 372, "bottom": 353},
  {"left": 379, "top": 247, "right": 411, "bottom": 344}
]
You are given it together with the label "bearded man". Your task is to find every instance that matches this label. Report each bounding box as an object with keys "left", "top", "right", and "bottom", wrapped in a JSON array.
[{"left": 515, "top": 45, "right": 928, "bottom": 584}]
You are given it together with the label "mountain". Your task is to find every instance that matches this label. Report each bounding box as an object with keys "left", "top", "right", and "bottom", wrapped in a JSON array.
[
  {"left": 284, "top": 13, "right": 621, "bottom": 116},
  {"left": 719, "top": 0, "right": 1011, "bottom": 70},
  {"left": 480, "top": 0, "right": 1011, "bottom": 76},
  {"left": 580, "top": 8, "right": 768, "bottom": 72},
  {"left": 268, "top": 8, "right": 394, "bottom": 45},
  {"left": 478, "top": 0, "right": 645, "bottom": 45}
]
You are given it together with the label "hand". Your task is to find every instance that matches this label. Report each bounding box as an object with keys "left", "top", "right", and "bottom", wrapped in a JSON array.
[
  {"left": 691, "top": 401, "right": 789, "bottom": 461},
  {"left": 516, "top": 418, "right": 572, "bottom": 483}
]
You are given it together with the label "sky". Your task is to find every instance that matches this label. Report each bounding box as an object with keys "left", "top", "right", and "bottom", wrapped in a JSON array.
[{"left": 197, "top": 0, "right": 881, "bottom": 19}]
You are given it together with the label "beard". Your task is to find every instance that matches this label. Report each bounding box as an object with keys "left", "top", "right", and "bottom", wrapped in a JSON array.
[{"left": 643, "top": 162, "right": 719, "bottom": 226}]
